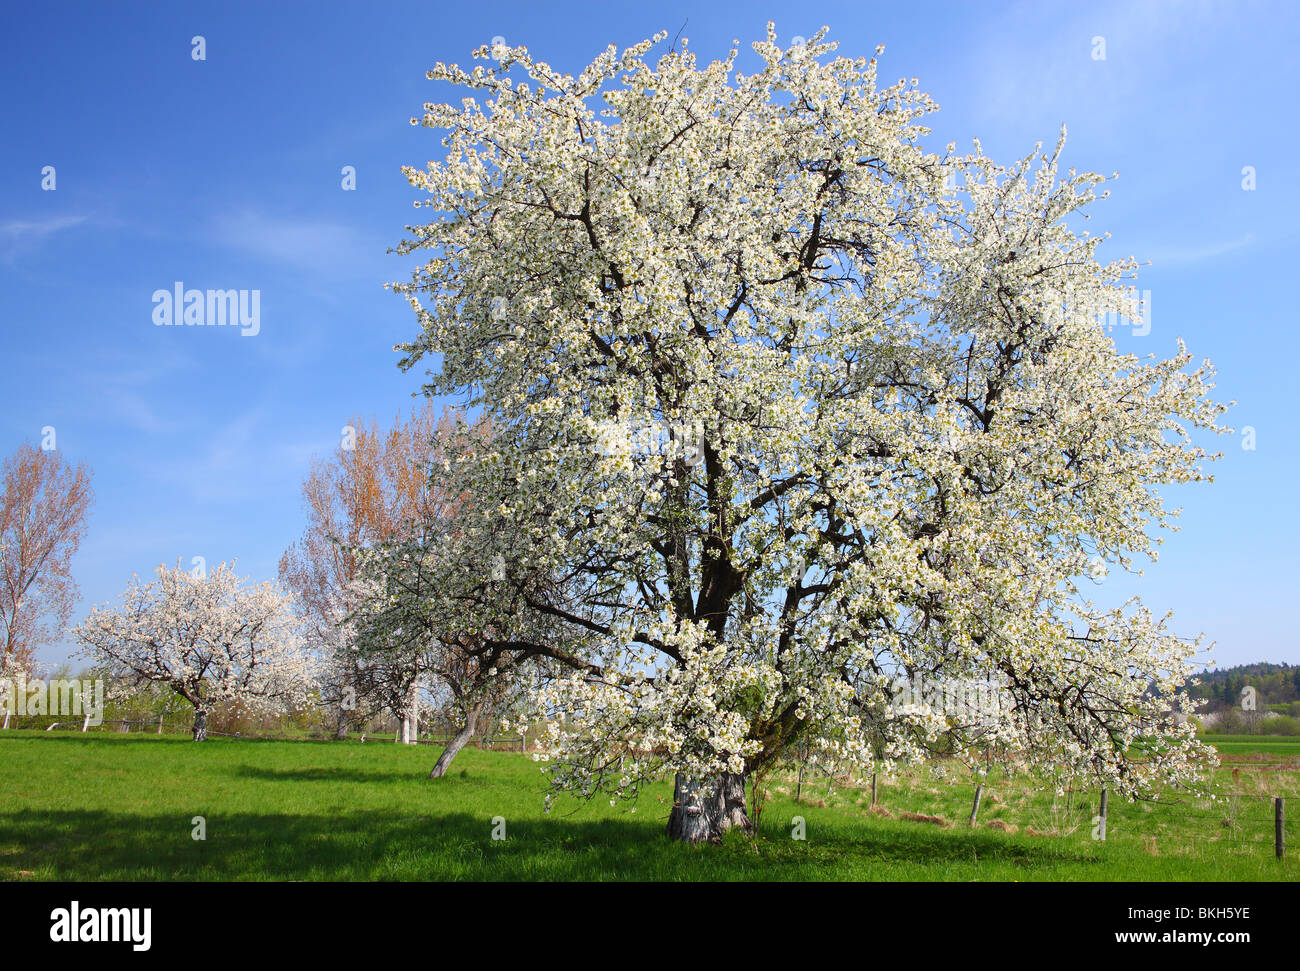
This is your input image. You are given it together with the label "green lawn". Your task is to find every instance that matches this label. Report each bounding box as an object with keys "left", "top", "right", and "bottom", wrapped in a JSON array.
[
  {"left": 1197, "top": 734, "right": 1300, "bottom": 757},
  {"left": 1, "top": 731, "right": 1295, "bottom": 881}
]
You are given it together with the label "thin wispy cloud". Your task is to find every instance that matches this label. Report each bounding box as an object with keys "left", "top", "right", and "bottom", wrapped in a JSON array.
[
  {"left": 213, "top": 209, "right": 382, "bottom": 272},
  {"left": 1141, "top": 234, "right": 1256, "bottom": 268},
  {"left": 0, "top": 213, "right": 89, "bottom": 258},
  {"left": 84, "top": 348, "right": 195, "bottom": 435},
  {"left": 964, "top": 0, "right": 1226, "bottom": 132},
  {"left": 144, "top": 408, "right": 324, "bottom": 503},
  {"left": 101, "top": 388, "right": 177, "bottom": 435}
]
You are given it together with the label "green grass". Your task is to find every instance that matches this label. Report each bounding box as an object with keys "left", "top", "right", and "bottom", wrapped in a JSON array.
[
  {"left": 1197, "top": 734, "right": 1300, "bottom": 757},
  {"left": 1, "top": 731, "right": 1295, "bottom": 881}
]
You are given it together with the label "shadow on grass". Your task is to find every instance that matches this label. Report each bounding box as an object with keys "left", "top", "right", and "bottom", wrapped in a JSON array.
[
  {"left": 0, "top": 807, "right": 1100, "bottom": 881},
  {"left": 229, "top": 765, "right": 423, "bottom": 784}
]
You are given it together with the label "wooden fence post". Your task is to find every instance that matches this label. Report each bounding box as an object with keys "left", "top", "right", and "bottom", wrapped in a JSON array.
[
  {"left": 969, "top": 784, "right": 983, "bottom": 827},
  {"left": 1276, "top": 797, "right": 1285, "bottom": 859},
  {"left": 871, "top": 772, "right": 878, "bottom": 807},
  {"left": 1098, "top": 789, "right": 1108, "bottom": 842}
]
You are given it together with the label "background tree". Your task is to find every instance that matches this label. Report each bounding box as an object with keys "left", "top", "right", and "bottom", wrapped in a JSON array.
[
  {"left": 0, "top": 440, "right": 93, "bottom": 677},
  {"left": 394, "top": 26, "right": 1228, "bottom": 841},
  {"left": 279, "top": 403, "right": 462, "bottom": 738},
  {"left": 350, "top": 486, "right": 584, "bottom": 776},
  {"left": 73, "top": 561, "right": 315, "bottom": 740}
]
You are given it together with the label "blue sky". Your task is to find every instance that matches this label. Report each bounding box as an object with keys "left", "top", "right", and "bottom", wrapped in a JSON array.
[{"left": 2, "top": 0, "right": 1296, "bottom": 671}]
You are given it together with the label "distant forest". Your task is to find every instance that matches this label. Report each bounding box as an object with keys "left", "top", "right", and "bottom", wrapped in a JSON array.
[{"left": 1189, "top": 662, "right": 1300, "bottom": 712}]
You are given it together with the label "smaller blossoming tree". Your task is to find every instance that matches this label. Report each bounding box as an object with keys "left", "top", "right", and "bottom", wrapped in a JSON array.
[
  {"left": 73, "top": 561, "right": 316, "bottom": 740},
  {"left": 350, "top": 507, "right": 587, "bottom": 776}
]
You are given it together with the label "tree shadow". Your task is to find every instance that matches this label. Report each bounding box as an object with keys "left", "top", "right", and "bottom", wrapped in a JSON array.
[
  {"left": 229, "top": 765, "right": 418, "bottom": 784},
  {"left": 0, "top": 807, "right": 1101, "bottom": 881}
]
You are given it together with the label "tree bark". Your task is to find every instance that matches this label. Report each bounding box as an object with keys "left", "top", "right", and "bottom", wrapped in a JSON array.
[
  {"left": 192, "top": 708, "right": 207, "bottom": 742},
  {"left": 429, "top": 707, "right": 479, "bottom": 778},
  {"left": 402, "top": 679, "right": 419, "bottom": 744},
  {"left": 335, "top": 663, "right": 355, "bottom": 739},
  {"left": 666, "top": 772, "right": 751, "bottom": 843}
]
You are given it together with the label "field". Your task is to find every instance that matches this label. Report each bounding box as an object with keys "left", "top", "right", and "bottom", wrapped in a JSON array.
[
  {"left": 1, "top": 731, "right": 1296, "bottom": 881},
  {"left": 1195, "top": 734, "right": 1300, "bottom": 757}
]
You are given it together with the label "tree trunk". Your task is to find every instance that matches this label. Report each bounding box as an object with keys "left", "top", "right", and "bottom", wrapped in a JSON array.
[
  {"left": 336, "top": 663, "right": 355, "bottom": 739},
  {"left": 666, "top": 772, "right": 751, "bottom": 843},
  {"left": 192, "top": 708, "right": 207, "bottom": 742},
  {"left": 334, "top": 688, "right": 351, "bottom": 739},
  {"left": 429, "top": 707, "right": 479, "bottom": 778},
  {"left": 402, "top": 679, "right": 419, "bottom": 744}
]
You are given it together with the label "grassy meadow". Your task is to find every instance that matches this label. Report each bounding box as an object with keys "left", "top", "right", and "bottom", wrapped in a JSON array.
[{"left": 1, "top": 730, "right": 1296, "bottom": 881}]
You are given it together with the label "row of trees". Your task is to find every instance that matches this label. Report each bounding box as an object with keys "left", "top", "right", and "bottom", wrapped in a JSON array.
[
  {"left": 1190, "top": 663, "right": 1300, "bottom": 710},
  {"left": 60, "top": 403, "right": 534, "bottom": 774},
  {"left": 1, "top": 408, "right": 535, "bottom": 777}
]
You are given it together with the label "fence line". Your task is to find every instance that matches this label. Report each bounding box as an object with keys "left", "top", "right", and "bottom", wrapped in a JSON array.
[{"left": 6, "top": 714, "right": 532, "bottom": 750}]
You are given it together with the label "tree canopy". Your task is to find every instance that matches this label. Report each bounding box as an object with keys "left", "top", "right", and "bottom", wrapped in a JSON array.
[{"left": 392, "top": 25, "right": 1228, "bottom": 836}]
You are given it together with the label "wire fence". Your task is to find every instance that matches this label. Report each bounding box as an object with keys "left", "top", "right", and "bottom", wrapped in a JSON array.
[
  {"left": 3, "top": 713, "right": 532, "bottom": 750},
  {"left": 803, "top": 768, "right": 1298, "bottom": 858}
]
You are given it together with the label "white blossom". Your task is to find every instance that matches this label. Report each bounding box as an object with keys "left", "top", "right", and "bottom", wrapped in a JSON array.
[{"left": 391, "top": 26, "right": 1226, "bottom": 803}]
